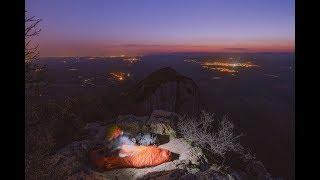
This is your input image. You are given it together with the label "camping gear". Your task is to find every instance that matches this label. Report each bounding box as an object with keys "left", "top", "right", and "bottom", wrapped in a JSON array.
[
  {"left": 89, "top": 145, "right": 172, "bottom": 170},
  {"left": 105, "top": 126, "right": 159, "bottom": 152},
  {"left": 135, "top": 132, "right": 158, "bottom": 146},
  {"left": 107, "top": 134, "right": 136, "bottom": 155}
]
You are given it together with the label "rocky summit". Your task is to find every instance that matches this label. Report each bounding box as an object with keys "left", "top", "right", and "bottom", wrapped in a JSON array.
[{"left": 44, "top": 110, "right": 274, "bottom": 180}]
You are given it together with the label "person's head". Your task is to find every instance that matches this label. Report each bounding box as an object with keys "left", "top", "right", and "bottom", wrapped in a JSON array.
[{"left": 105, "top": 124, "right": 123, "bottom": 141}]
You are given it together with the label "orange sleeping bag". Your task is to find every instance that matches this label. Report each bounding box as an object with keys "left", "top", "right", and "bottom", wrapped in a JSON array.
[{"left": 89, "top": 145, "right": 172, "bottom": 170}]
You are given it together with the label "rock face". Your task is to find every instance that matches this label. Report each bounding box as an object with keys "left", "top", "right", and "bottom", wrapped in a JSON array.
[
  {"left": 46, "top": 110, "right": 274, "bottom": 180},
  {"left": 65, "top": 113, "right": 208, "bottom": 180},
  {"left": 122, "top": 67, "right": 200, "bottom": 116}
]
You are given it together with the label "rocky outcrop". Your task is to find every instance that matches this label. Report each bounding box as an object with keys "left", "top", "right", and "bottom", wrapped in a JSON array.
[
  {"left": 122, "top": 67, "right": 200, "bottom": 116},
  {"left": 46, "top": 110, "right": 274, "bottom": 180},
  {"left": 65, "top": 114, "right": 208, "bottom": 179},
  {"left": 116, "top": 110, "right": 179, "bottom": 140}
]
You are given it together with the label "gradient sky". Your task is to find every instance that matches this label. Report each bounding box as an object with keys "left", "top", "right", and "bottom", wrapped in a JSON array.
[{"left": 26, "top": 0, "right": 295, "bottom": 56}]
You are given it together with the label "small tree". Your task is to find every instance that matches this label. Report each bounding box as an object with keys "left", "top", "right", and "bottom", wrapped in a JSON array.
[
  {"left": 177, "top": 110, "right": 255, "bottom": 162},
  {"left": 25, "top": 11, "right": 41, "bottom": 63},
  {"left": 25, "top": 11, "right": 46, "bottom": 96}
]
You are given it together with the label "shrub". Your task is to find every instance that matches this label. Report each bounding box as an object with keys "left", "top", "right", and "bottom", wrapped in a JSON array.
[{"left": 177, "top": 110, "right": 254, "bottom": 161}]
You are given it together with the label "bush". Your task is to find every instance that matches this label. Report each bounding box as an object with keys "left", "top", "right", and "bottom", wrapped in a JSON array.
[{"left": 177, "top": 110, "right": 254, "bottom": 161}]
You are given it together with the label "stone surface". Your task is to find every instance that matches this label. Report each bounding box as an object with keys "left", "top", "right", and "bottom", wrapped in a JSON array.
[
  {"left": 68, "top": 137, "right": 207, "bottom": 179},
  {"left": 84, "top": 122, "right": 106, "bottom": 141},
  {"left": 159, "top": 138, "right": 208, "bottom": 167},
  {"left": 46, "top": 140, "right": 97, "bottom": 178},
  {"left": 47, "top": 110, "right": 274, "bottom": 180},
  {"left": 149, "top": 110, "right": 179, "bottom": 123},
  {"left": 116, "top": 110, "right": 178, "bottom": 138},
  {"left": 149, "top": 123, "right": 177, "bottom": 138},
  {"left": 138, "top": 169, "right": 188, "bottom": 180},
  {"left": 63, "top": 117, "right": 209, "bottom": 179}
]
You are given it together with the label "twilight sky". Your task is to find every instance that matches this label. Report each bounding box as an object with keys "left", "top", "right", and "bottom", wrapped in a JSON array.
[{"left": 26, "top": 0, "right": 295, "bottom": 56}]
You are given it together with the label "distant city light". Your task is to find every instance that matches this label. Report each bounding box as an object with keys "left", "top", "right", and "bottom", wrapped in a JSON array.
[
  {"left": 109, "top": 55, "right": 127, "bottom": 58},
  {"left": 123, "top": 57, "right": 140, "bottom": 64},
  {"left": 82, "top": 78, "right": 95, "bottom": 87},
  {"left": 202, "top": 66, "right": 237, "bottom": 73},
  {"left": 109, "top": 72, "right": 130, "bottom": 81},
  {"left": 202, "top": 61, "right": 258, "bottom": 68},
  {"left": 69, "top": 68, "right": 78, "bottom": 71},
  {"left": 184, "top": 58, "right": 259, "bottom": 74}
]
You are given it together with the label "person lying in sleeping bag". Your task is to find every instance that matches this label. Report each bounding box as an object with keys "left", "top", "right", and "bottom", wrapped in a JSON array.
[
  {"left": 89, "top": 124, "right": 172, "bottom": 170},
  {"left": 105, "top": 125, "right": 159, "bottom": 156}
]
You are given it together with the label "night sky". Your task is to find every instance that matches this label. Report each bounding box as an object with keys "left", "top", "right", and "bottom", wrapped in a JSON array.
[{"left": 26, "top": 0, "right": 295, "bottom": 56}]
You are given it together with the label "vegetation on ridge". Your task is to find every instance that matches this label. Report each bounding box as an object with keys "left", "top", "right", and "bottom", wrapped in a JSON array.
[{"left": 178, "top": 110, "right": 255, "bottom": 162}]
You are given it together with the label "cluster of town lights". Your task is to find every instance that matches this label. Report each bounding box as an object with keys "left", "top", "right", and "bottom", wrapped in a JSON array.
[
  {"left": 202, "top": 61, "right": 258, "bottom": 68},
  {"left": 109, "top": 72, "right": 130, "bottom": 81},
  {"left": 185, "top": 58, "right": 258, "bottom": 74},
  {"left": 123, "top": 57, "right": 140, "bottom": 63},
  {"left": 201, "top": 61, "right": 258, "bottom": 73},
  {"left": 202, "top": 66, "right": 238, "bottom": 73}
]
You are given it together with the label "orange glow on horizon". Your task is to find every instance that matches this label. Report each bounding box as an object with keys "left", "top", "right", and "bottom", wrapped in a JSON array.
[{"left": 38, "top": 39, "right": 294, "bottom": 57}]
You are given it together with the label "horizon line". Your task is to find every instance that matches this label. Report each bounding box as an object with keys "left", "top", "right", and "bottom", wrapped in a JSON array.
[{"left": 39, "top": 51, "right": 295, "bottom": 58}]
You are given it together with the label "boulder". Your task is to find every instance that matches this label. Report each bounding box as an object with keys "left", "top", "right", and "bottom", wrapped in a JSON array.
[
  {"left": 149, "top": 110, "right": 179, "bottom": 122},
  {"left": 122, "top": 67, "right": 200, "bottom": 116},
  {"left": 116, "top": 110, "right": 178, "bottom": 138},
  {"left": 149, "top": 123, "right": 177, "bottom": 139}
]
